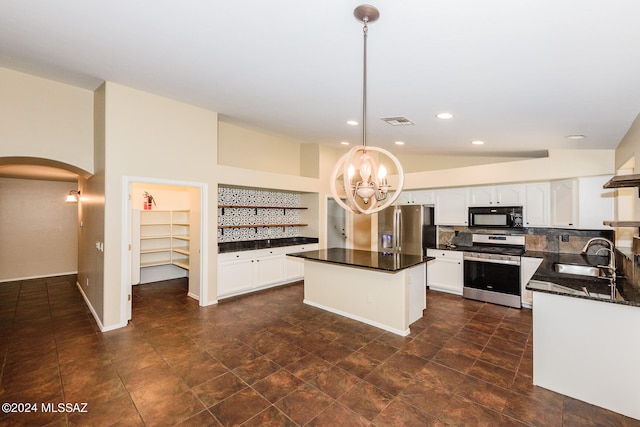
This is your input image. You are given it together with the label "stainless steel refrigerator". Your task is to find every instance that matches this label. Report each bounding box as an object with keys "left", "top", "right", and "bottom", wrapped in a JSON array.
[{"left": 378, "top": 205, "right": 436, "bottom": 256}]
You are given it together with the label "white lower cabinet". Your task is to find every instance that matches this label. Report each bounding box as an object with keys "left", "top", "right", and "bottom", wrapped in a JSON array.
[
  {"left": 218, "top": 244, "right": 318, "bottom": 298},
  {"left": 285, "top": 254, "right": 304, "bottom": 281},
  {"left": 520, "top": 256, "right": 543, "bottom": 308},
  {"left": 254, "top": 252, "right": 285, "bottom": 288},
  {"left": 426, "top": 249, "right": 464, "bottom": 295},
  {"left": 218, "top": 251, "right": 255, "bottom": 296}
]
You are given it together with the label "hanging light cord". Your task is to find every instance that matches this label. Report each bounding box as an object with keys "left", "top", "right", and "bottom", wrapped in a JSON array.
[{"left": 362, "top": 17, "right": 369, "bottom": 152}]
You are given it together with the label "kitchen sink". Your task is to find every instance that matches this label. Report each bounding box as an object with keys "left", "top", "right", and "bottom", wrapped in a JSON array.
[{"left": 553, "top": 263, "right": 603, "bottom": 277}]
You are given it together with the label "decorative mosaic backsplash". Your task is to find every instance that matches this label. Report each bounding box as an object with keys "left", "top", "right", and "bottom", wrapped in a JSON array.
[{"left": 218, "top": 187, "right": 302, "bottom": 243}]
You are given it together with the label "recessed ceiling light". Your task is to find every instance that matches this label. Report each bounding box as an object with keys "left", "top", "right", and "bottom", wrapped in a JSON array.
[
  {"left": 340, "top": 141, "right": 350, "bottom": 145},
  {"left": 436, "top": 112, "right": 454, "bottom": 119},
  {"left": 471, "top": 140, "right": 485, "bottom": 145},
  {"left": 346, "top": 120, "right": 358, "bottom": 126},
  {"left": 566, "top": 134, "right": 586, "bottom": 140},
  {"left": 394, "top": 141, "right": 405, "bottom": 145}
]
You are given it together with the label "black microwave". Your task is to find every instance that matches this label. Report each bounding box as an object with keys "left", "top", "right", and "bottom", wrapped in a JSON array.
[{"left": 468, "top": 206, "right": 524, "bottom": 228}]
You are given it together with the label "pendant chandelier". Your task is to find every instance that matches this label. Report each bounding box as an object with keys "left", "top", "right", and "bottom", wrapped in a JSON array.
[{"left": 330, "top": 4, "right": 404, "bottom": 215}]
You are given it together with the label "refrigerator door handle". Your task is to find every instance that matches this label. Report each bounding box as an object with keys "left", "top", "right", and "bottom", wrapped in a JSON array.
[{"left": 396, "top": 209, "right": 402, "bottom": 252}]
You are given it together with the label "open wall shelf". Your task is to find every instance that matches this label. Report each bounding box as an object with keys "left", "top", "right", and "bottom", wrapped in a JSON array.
[{"left": 218, "top": 205, "right": 308, "bottom": 235}]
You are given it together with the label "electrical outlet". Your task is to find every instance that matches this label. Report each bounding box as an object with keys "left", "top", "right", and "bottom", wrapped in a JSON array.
[
  {"left": 561, "top": 235, "right": 569, "bottom": 242},
  {"left": 367, "top": 294, "right": 373, "bottom": 304}
]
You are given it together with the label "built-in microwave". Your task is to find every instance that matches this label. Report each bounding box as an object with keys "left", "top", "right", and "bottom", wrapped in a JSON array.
[{"left": 468, "top": 206, "right": 524, "bottom": 228}]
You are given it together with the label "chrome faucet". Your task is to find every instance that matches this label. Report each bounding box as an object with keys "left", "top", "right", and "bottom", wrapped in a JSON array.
[{"left": 581, "top": 237, "right": 616, "bottom": 298}]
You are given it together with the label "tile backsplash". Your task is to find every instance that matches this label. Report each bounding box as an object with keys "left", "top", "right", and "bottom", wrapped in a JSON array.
[
  {"left": 218, "top": 187, "right": 302, "bottom": 243},
  {"left": 438, "top": 226, "right": 614, "bottom": 254}
]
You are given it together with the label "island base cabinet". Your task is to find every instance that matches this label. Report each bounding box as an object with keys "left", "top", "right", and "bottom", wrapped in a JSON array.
[
  {"left": 303, "top": 261, "right": 426, "bottom": 336},
  {"left": 532, "top": 291, "right": 640, "bottom": 421}
]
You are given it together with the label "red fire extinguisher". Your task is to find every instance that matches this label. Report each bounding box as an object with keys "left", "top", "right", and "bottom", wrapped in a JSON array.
[{"left": 143, "top": 192, "right": 156, "bottom": 210}]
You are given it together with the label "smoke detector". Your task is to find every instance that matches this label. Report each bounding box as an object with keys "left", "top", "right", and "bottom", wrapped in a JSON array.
[{"left": 380, "top": 116, "right": 415, "bottom": 126}]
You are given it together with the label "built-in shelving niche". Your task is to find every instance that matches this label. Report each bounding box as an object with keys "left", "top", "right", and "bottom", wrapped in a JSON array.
[{"left": 217, "top": 187, "right": 307, "bottom": 243}]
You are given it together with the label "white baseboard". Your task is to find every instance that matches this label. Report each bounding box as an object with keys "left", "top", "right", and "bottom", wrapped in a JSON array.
[
  {"left": 303, "top": 298, "right": 410, "bottom": 337},
  {"left": 0, "top": 271, "right": 78, "bottom": 283},
  {"left": 75, "top": 281, "right": 127, "bottom": 332}
]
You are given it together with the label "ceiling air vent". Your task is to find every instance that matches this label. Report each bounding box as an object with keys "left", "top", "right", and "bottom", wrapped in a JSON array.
[{"left": 381, "top": 116, "right": 415, "bottom": 126}]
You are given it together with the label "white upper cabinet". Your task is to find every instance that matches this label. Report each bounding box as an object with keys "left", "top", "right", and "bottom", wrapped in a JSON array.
[
  {"left": 550, "top": 175, "right": 613, "bottom": 229},
  {"left": 468, "top": 186, "right": 494, "bottom": 206},
  {"left": 393, "top": 189, "right": 435, "bottom": 205},
  {"left": 496, "top": 184, "right": 526, "bottom": 205},
  {"left": 525, "top": 182, "right": 550, "bottom": 227},
  {"left": 577, "top": 175, "right": 614, "bottom": 230},
  {"left": 550, "top": 179, "right": 579, "bottom": 227},
  {"left": 412, "top": 189, "right": 435, "bottom": 205},
  {"left": 435, "top": 188, "right": 468, "bottom": 225},
  {"left": 393, "top": 191, "right": 413, "bottom": 205},
  {"left": 468, "top": 184, "right": 525, "bottom": 207}
]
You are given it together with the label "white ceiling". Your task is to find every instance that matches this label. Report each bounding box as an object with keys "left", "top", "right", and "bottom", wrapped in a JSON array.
[{"left": 1, "top": 0, "right": 640, "bottom": 163}]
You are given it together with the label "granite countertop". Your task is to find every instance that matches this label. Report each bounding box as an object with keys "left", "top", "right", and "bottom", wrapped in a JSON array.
[
  {"left": 524, "top": 251, "right": 640, "bottom": 307},
  {"left": 218, "top": 237, "right": 319, "bottom": 253},
  {"left": 287, "top": 248, "right": 432, "bottom": 273}
]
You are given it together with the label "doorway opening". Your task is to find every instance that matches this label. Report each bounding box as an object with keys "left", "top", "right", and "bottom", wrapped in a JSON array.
[
  {"left": 327, "top": 196, "right": 348, "bottom": 249},
  {"left": 123, "top": 177, "right": 208, "bottom": 323}
]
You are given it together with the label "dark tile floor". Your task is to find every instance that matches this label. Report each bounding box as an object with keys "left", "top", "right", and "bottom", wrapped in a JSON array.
[{"left": 1, "top": 275, "right": 639, "bottom": 426}]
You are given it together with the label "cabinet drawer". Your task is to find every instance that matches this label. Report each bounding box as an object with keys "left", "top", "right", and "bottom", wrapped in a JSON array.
[
  {"left": 218, "top": 251, "right": 255, "bottom": 262},
  {"left": 426, "top": 249, "right": 463, "bottom": 260},
  {"left": 285, "top": 244, "right": 319, "bottom": 254}
]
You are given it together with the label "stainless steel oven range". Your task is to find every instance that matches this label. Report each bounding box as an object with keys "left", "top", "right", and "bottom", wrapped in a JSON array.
[{"left": 462, "top": 234, "right": 525, "bottom": 308}]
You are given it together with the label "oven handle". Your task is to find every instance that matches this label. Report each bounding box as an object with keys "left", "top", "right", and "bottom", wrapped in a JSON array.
[{"left": 463, "top": 254, "right": 521, "bottom": 266}]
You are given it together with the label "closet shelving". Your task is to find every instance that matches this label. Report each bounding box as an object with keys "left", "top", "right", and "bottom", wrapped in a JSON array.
[{"left": 140, "top": 210, "right": 190, "bottom": 270}]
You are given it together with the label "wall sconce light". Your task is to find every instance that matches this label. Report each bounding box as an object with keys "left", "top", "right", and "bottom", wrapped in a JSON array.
[{"left": 65, "top": 190, "right": 81, "bottom": 203}]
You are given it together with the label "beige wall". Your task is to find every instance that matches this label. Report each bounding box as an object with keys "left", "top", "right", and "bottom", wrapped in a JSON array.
[
  {"left": 612, "top": 113, "right": 640, "bottom": 233},
  {"left": 614, "top": 113, "right": 640, "bottom": 171},
  {"left": 402, "top": 149, "right": 615, "bottom": 190},
  {"left": 100, "top": 82, "right": 218, "bottom": 328},
  {"left": 77, "top": 83, "right": 106, "bottom": 322},
  {"left": 0, "top": 178, "right": 79, "bottom": 281},
  {"left": 218, "top": 120, "right": 304, "bottom": 176},
  {"left": 0, "top": 67, "right": 94, "bottom": 173},
  {"left": 397, "top": 152, "right": 544, "bottom": 173}
]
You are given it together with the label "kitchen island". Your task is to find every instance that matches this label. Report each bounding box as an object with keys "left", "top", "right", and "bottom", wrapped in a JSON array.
[
  {"left": 526, "top": 253, "right": 640, "bottom": 421},
  {"left": 287, "top": 248, "right": 432, "bottom": 336}
]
